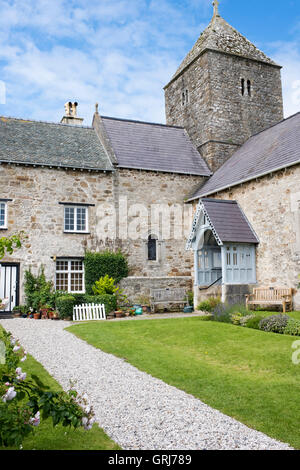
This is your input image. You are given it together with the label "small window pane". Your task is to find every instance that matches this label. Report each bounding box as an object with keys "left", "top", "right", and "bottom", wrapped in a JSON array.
[
  {"left": 56, "top": 273, "right": 68, "bottom": 291},
  {"left": 65, "top": 207, "right": 75, "bottom": 231},
  {"left": 0, "top": 203, "right": 5, "bottom": 227},
  {"left": 71, "top": 273, "right": 83, "bottom": 292},
  {"left": 76, "top": 207, "right": 86, "bottom": 232}
]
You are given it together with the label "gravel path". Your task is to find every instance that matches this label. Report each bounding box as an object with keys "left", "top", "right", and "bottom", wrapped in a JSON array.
[{"left": 0, "top": 318, "right": 292, "bottom": 450}]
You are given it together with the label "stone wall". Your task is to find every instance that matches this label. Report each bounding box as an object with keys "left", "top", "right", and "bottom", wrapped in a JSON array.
[
  {"left": 120, "top": 276, "right": 192, "bottom": 309},
  {"left": 0, "top": 164, "right": 114, "bottom": 303},
  {"left": 0, "top": 163, "right": 204, "bottom": 305},
  {"left": 165, "top": 49, "right": 283, "bottom": 172},
  {"left": 113, "top": 169, "right": 203, "bottom": 278},
  {"left": 205, "top": 165, "right": 300, "bottom": 309}
]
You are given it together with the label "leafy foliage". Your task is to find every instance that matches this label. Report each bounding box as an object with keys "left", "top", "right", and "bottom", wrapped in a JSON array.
[
  {"left": 284, "top": 318, "right": 300, "bottom": 336},
  {"left": 0, "top": 329, "right": 94, "bottom": 448},
  {"left": 0, "top": 232, "right": 24, "bottom": 260},
  {"left": 259, "top": 314, "right": 290, "bottom": 334},
  {"left": 24, "top": 268, "right": 59, "bottom": 312},
  {"left": 56, "top": 293, "right": 117, "bottom": 319},
  {"left": 84, "top": 251, "right": 129, "bottom": 294},
  {"left": 243, "top": 315, "right": 264, "bottom": 330},
  {"left": 197, "top": 297, "right": 221, "bottom": 313}
]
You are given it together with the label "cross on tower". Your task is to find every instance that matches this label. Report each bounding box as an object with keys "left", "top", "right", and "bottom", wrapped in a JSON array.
[{"left": 213, "top": 0, "right": 219, "bottom": 17}]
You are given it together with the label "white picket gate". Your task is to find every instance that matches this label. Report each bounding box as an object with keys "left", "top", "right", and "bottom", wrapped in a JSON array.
[{"left": 73, "top": 303, "right": 106, "bottom": 322}]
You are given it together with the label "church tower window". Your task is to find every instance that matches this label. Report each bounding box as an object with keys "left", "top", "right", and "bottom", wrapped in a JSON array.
[
  {"left": 241, "top": 79, "right": 245, "bottom": 96},
  {"left": 182, "top": 89, "right": 189, "bottom": 106},
  {"left": 148, "top": 235, "right": 158, "bottom": 261},
  {"left": 247, "top": 80, "right": 252, "bottom": 97}
]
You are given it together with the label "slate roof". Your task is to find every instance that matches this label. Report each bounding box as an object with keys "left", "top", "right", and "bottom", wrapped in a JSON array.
[
  {"left": 166, "top": 14, "right": 279, "bottom": 87},
  {"left": 101, "top": 116, "right": 211, "bottom": 176},
  {"left": 189, "top": 112, "right": 300, "bottom": 201},
  {"left": 201, "top": 199, "right": 259, "bottom": 244},
  {"left": 0, "top": 117, "right": 114, "bottom": 171}
]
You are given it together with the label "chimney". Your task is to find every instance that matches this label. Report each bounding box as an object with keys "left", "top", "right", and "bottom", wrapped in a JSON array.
[{"left": 60, "top": 101, "right": 84, "bottom": 126}]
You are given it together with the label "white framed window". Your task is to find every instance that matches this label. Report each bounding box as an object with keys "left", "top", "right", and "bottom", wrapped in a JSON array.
[
  {"left": 55, "top": 259, "right": 85, "bottom": 293},
  {"left": 64, "top": 206, "right": 88, "bottom": 233},
  {"left": 0, "top": 202, "right": 7, "bottom": 229}
]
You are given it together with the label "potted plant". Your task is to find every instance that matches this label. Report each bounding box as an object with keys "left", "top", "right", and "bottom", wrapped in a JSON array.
[
  {"left": 13, "top": 306, "right": 22, "bottom": 317},
  {"left": 137, "top": 295, "right": 151, "bottom": 313},
  {"left": 33, "top": 312, "right": 41, "bottom": 320},
  {"left": 115, "top": 310, "right": 123, "bottom": 318},
  {"left": 52, "top": 311, "right": 59, "bottom": 320}
]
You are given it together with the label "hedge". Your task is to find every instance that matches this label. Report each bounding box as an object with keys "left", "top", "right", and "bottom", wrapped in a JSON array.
[
  {"left": 56, "top": 294, "right": 117, "bottom": 319},
  {"left": 84, "top": 251, "right": 129, "bottom": 294}
]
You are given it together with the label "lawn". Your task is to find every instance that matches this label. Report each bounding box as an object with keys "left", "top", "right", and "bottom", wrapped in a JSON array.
[
  {"left": 0, "top": 327, "right": 120, "bottom": 450},
  {"left": 68, "top": 317, "right": 300, "bottom": 449}
]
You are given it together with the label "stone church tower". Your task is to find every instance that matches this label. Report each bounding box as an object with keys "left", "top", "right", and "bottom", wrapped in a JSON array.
[{"left": 164, "top": 2, "right": 284, "bottom": 172}]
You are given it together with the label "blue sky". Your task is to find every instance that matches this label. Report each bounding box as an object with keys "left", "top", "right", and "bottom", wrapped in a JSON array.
[{"left": 0, "top": 0, "right": 299, "bottom": 125}]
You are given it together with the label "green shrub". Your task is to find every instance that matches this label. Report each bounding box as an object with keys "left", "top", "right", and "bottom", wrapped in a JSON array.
[
  {"left": 197, "top": 297, "right": 221, "bottom": 313},
  {"left": 24, "top": 268, "right": 55, "bottom": 311},
  {"left": 56, "top": 295, "right": 76, "bottom": 319},
  {"left": 56, "top": 293, "right": 117, "bottom": 319},
  {"left": 92, "top": 275, "right": 119, "bottom": 296},
  {"left": 231, "top": 312, "right": 243, "bottom": 325},
  {"left": 84, "top": 251, "right": 129, "bottom": 294},
  {"left": 284, "top": 318, "right": 300, "bottom": 337},
  {"left": 259, "top": 314, "right": 290, "bottom": 334},
  {"left": 84, "top": 295, "right": 117, "bottom": 314},
  {"left": 244, "top": 315, "right": 264, "bottom": 330}
]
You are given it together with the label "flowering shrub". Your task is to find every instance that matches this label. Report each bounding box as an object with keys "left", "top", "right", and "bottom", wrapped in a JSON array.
[
  {"left": 259, "top": 314, "right": 290, "bottom": 334},
  {"left": 0, "top": 330, "right": 95, "bottom": 447},
  {"left": 284, "top": 318, "right": 300, "bottom": 337}
]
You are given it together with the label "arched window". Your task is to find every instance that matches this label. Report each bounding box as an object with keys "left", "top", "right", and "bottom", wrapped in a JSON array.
[
  {"left": 182, "top": 92, "right": 185, "bottom": 106},
  {"left": 247, "top": 80, "right": 251, "bottom": 97},
  {"left": 148, "top": 235, "right": 157, "bottom": 261},
  {"left": 241, "top": 79, "right": 245, "bottom": 96}
]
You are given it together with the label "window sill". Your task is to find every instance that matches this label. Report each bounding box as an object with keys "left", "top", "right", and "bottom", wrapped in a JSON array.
[{"left": 63, "top": 231, "right": 90, "bottom": 235}]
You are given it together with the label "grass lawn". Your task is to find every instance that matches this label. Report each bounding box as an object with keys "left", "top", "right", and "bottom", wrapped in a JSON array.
[
  {"left": 68, "top": 317, "right": 300, "bottom": 449},
  {"left": 0, "top": 327, "right": 120, "bottom": 450},
  {"left": 253, "top": 311, "right": 300, "bottom": 320}
]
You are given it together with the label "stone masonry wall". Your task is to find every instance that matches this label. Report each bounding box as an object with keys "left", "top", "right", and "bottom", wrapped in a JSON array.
[
  {"left": 114, "top": 169, "right": 203, "bottom": 278},
  {"left": 165, "top": 50, "right": 283, "bottom": 172},
  {"left": 0, "top": 164, "right": 203, "bottom": 306},
  {"left": 0, "top": 164, "right": 114, "bottom": 303},
  {"left": 206, "top": 165, "right": 300, "bottom": 309}
]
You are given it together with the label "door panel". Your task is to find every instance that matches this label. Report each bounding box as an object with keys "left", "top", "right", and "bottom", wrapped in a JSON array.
[{"left": 0, "top": 264, "right": 19, "bottom": 312}]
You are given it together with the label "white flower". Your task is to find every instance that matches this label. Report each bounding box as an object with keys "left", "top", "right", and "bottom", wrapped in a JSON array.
[
  {"left": 13, "top": 345, "right": 20, "bottom": 352},
  {"left": 20, "top": 355, "right": 27, "bottom": 362},
  {"left": 82, "top": 417, "right": 88, "bottom": 427},
  {"left": 16, "top": 367, "right": 22, "bottom": 375},
  {"left": 84, "top": 405, "right": 91, "bottom": 414},
  {"left": 17, "top": 372, "right": 27, "bottom": 381},
  {"left": 29, "top": 411, "right": 40, "bottom": 427},
  {"left": 2, "top": 387, "right": 17, "bottom": 402}
]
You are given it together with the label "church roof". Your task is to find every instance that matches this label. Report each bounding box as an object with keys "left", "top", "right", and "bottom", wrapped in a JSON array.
[
  {"left": 166, "top": 13, "right": 280, "bottom": 86},
  {"left": 0, "top": 117, "right": 114, "bottom": 171},
  {"left": 188, "top": 112, "right": 300, "bottom": 201},
  {"left": 101, "top": 116, "right": 212, "bottom": 176}
]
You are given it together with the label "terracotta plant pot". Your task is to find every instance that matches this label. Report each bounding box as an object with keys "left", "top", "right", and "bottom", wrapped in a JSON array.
[
  {"left": 115, "top": 311, "right": 123, "bottom": 318},
  {"left": 33, "top": 313, "right": 41, "bottom": 320}
]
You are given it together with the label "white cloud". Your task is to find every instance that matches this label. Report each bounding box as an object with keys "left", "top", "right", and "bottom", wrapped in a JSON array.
[
  {"left": 270, "top": 41, "right": 300, "bottom": 118},
  {"left": 0, "top": 0, "right": 298, "bottom": 126}
]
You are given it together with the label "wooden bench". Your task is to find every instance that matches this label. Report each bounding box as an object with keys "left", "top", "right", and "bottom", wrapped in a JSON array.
[
  {"left": 246, "top": 287, "right": 293, "bottom": 313},
  {"left": 150, "top": 288, "right": 188, "bottom": 313}
]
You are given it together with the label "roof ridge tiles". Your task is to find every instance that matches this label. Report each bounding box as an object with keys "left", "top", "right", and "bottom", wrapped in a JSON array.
[{"left": 101, "top": 115, "right": 184, "bottom": 129}]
